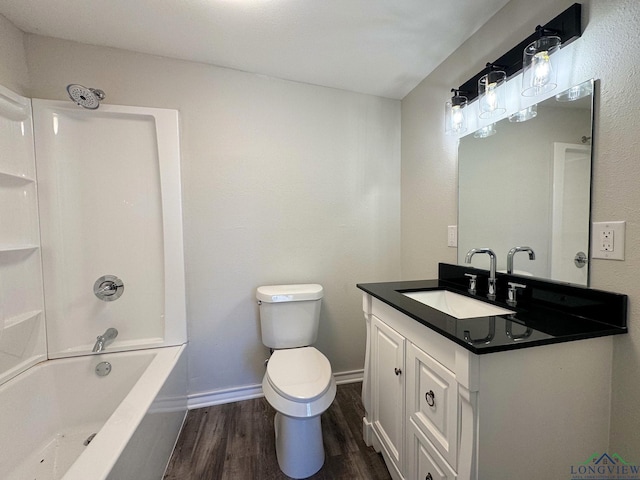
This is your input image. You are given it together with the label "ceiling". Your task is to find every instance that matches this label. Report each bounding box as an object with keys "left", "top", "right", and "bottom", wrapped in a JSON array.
[{"left": 0, "top": 0, "right": 512, "bottom": 99}]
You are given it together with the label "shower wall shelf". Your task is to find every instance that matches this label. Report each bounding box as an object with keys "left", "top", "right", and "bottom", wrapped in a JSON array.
[
  {"left": 0, "top": 84, "right": 46, "bottom": 387},
  {"left": 0, "top": 312, "right": 44, "bottom": 383},
  {"left": 0, "top": 172, "right": 35, "bottom": 184},
  {"left": 0, "top": 182, "right": 39, "bottom": 246},
  {"left": 0, "top": 245, "right": 40, "bottom": 252}
]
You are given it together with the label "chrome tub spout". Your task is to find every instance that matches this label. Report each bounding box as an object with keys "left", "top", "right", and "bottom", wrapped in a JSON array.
[{"left": 93, "top": 328, "right": 118, "bottom": 353}]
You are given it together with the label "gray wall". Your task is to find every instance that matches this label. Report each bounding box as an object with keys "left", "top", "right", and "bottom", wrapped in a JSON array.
[
  {"left": 3, "top": 0, "right": 640, "bottom": 455},
  {"left": 0, "top": 14, "right": 28, "bottom": 94},
  {"left": 402, "top": 0, "right": 640, "bottom": 456},
  {"left": 1, "top": 28, "right": 402, "bottom": 400}
]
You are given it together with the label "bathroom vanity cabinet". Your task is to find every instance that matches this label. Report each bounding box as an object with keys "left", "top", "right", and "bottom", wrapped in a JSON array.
[{"left": 361, "top": 289, "right": 617, "bottom": 480}]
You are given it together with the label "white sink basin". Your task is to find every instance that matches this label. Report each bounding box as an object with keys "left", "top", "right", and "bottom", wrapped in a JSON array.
[{"left": 402, "top": 290, "right": 514, "bottom": 319}]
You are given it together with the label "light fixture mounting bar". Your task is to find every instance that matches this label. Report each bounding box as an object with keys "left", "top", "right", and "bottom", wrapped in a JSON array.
[{"left": 457, "top": 3, "right": 582, "bottom": 103}]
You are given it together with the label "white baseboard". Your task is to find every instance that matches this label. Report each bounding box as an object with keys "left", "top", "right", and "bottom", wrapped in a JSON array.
[
  {"left": 188, "top": 369, "right": 363, "bottom": 409},
  {"left": 187, "top": 383, "right": 264, "bottom": 409},
  {"left": 333, "top": 369, "right": 364, "bottom": 385},
  {"left": 363, "top": 416, "right": 374, "bottom": 447}
]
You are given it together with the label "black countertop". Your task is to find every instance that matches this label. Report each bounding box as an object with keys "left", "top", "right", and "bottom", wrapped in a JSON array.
[{"left": 357, "top": 263, "right": 627, "bottom": 354}]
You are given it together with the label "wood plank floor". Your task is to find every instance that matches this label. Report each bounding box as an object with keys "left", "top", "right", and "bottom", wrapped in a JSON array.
[{"left": 164, "top": 382, "right": 391, "bottom": 479}]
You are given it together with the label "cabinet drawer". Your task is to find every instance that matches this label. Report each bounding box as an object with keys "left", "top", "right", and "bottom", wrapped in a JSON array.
[
  {"left": 406, "top": 342, "right": 458, "bottom": 467},
  {"left": 408, "top": 418, "right": 457, "bottom": 480}
]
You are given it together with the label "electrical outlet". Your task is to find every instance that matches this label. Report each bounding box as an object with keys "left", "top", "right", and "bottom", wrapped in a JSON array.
[
  {"left": 592, "top": 221, "right": 625, "bottom": 260},
  {"left": 600, "top": 229, "right": 614, "bottom": 251},
  {"left": 447, "top": 225, "right": 457, "bottom": 247}
]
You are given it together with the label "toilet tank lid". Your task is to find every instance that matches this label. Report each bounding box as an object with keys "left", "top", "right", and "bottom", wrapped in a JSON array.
[{"left": 257, "top": 284, "right": 323, "bottom": 303}]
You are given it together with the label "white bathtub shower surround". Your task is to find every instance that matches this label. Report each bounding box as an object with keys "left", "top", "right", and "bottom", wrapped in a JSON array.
[
  {"left": 32, "top": 101, "right": 187, "bottom": 357},
  {"left": 0, "top": 345, "right": 187, "bottom": 480},
  {"left": 0, "top": 83, "right": 189, "bottom": 478},
  {"left": 0, "top": 84, "right": 46, "bottom": 386}
]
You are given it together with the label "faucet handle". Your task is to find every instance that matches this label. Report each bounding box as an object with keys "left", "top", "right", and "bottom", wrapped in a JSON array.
[
  {"left": 506, "top": 282, "right": 527, "bottom": 307},
  {"left": 464, "top": 273, "right": 477, "bottom": 294}
]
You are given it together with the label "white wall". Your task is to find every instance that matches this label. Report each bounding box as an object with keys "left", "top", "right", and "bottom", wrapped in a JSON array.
[
  {"left": 402, "top": 0, "right": 640, "bottom": 457},
  {"left": 22, "top": 36, "right": 401, "bottom": 398}
]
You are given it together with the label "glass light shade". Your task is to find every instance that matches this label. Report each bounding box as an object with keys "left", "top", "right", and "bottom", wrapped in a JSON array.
[
  {"left": 522, "top": 36, "right": 561, "bottom": 97},
  {"left": 478, "top": 70, "right": 506, "bottom": 119},
  {"left": 509, "top": 104, "right": 538, "bottom": 122},
  {"left": 555, "top": 79, "right": 593, "bottom": 102},
  {"left": 473, "top": 123, "right": 497, "bottom": 138},
  {"left": 445, "top": 95, "right": 468, "bottom": 135}
]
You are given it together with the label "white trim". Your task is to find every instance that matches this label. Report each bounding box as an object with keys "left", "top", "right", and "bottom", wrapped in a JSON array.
[
  {"left": 334, "top": 369, "right": 364, "bottom": 385},
  {"left": 187, "top": 383, "right": 264, "bottom": 409},
  {"left": 187, "top": 369, "right": 364, "bottom": 409}
]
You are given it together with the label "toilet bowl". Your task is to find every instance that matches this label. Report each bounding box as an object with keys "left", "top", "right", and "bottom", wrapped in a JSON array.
[
  {"left": 262, "top": 347, "right": 336, "bottom": 479},
  {"left": 257, "top": 284, "right": 334, "bottom": 478}
]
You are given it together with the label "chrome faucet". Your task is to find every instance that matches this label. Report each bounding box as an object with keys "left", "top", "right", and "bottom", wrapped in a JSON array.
[
  {"left": 465, "top": 248, "right": 497, "bottom": 300},
  {"left": 507, "top": 246, "right": 535, "bottom": 274},
  {"left": 92, "top": 328, "right": 118, "bottom": 353}
]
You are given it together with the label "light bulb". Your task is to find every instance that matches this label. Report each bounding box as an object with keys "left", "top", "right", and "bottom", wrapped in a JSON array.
[
  {"left": 484, "top": 83, "right": 498, "bottom": 111},
  {"left": 445, "top": 93, "right": 468, "bottom": 135},
  {"left": 531, "top": 51, "right": 552, "bottom": 88},
  {"left": 478, "top": 71, "right": 506, "bottom": 119},
  {"left": 452, "top": 105, "right": 465, "bottom": 133},
  {"left": 522, "top": 36, "right": 560, "bottom": 97}
]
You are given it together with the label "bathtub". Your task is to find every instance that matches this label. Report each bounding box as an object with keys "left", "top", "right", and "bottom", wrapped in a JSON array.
[{"left": 0, "top": 344, "right": 187, "bottom": 480}]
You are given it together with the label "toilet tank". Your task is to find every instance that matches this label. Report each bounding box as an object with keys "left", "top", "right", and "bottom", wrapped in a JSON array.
[{"left": 257, "top": 284, "right": 323, "bottom": 349}]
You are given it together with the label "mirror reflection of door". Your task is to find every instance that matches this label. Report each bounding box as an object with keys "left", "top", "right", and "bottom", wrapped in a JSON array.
[{"left": 551, "top": 142, "right": 591, "bottom": 284}]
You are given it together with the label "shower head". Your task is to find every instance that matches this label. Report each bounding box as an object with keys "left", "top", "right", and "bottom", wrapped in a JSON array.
[{"left": 66, "top": 84, "right": 106, "bottom": 110}]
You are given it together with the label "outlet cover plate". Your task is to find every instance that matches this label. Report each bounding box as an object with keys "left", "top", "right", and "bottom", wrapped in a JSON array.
[
  {"left": 592, "top": 221, "right": 625, "bottom": 260},
  {"left": 447, "top": 225, "right": 457, "bottom": 247}
]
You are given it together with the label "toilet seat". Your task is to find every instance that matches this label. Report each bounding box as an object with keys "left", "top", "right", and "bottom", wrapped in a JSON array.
[
  {"left": 262, "top": 346, "right": 336, "bottom": 419},
  {"left": 266, "top": 347, "right": 332, "bottom": 402}
]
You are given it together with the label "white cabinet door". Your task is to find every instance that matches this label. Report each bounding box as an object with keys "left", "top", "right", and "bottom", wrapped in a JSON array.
[
  {"left": 406, "top": 342, "right": 458, "bottom": 467},
  {"left": 372, "top": 315, "right": 405, "bottom": 473},
  {"left": 407, "top": 419, "right": 457, "bottom": 480}
]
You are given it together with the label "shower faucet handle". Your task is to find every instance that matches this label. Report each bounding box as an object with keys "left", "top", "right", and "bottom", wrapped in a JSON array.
[{"left": 94, "top": 275, "right": 124, "bottom": 301}]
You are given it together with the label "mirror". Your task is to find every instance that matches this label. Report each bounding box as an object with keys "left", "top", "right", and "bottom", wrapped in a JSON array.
[{"left": 458, "top": 80, "right": 594, "bottom": 286}]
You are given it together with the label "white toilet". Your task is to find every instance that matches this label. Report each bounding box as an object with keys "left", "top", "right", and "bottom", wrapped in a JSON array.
[{"left": 257, "top": 284, "right": 336, "bottom": 479}]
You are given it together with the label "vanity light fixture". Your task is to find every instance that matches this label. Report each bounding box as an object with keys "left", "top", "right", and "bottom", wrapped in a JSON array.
[
  {"left": 448, "top": 3, "right": 581, "bottom": 121},
  {"left": 445, "top": 89, "right": 468, "bottom": 135},
  {"left": 555, "top": 78, "right": 593, "bottom": 102},
  {"left": 508, "top": 104, "right": 537, "bottom": 122},
  {"left": 473, "top": 123, "right": 497, "bottom": 138},
  {"left": 478, "top": 66, "right": 506, "bottom": 119},
  {"left": 521, "top": 28, "right": 561, "bottom": 97}
]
